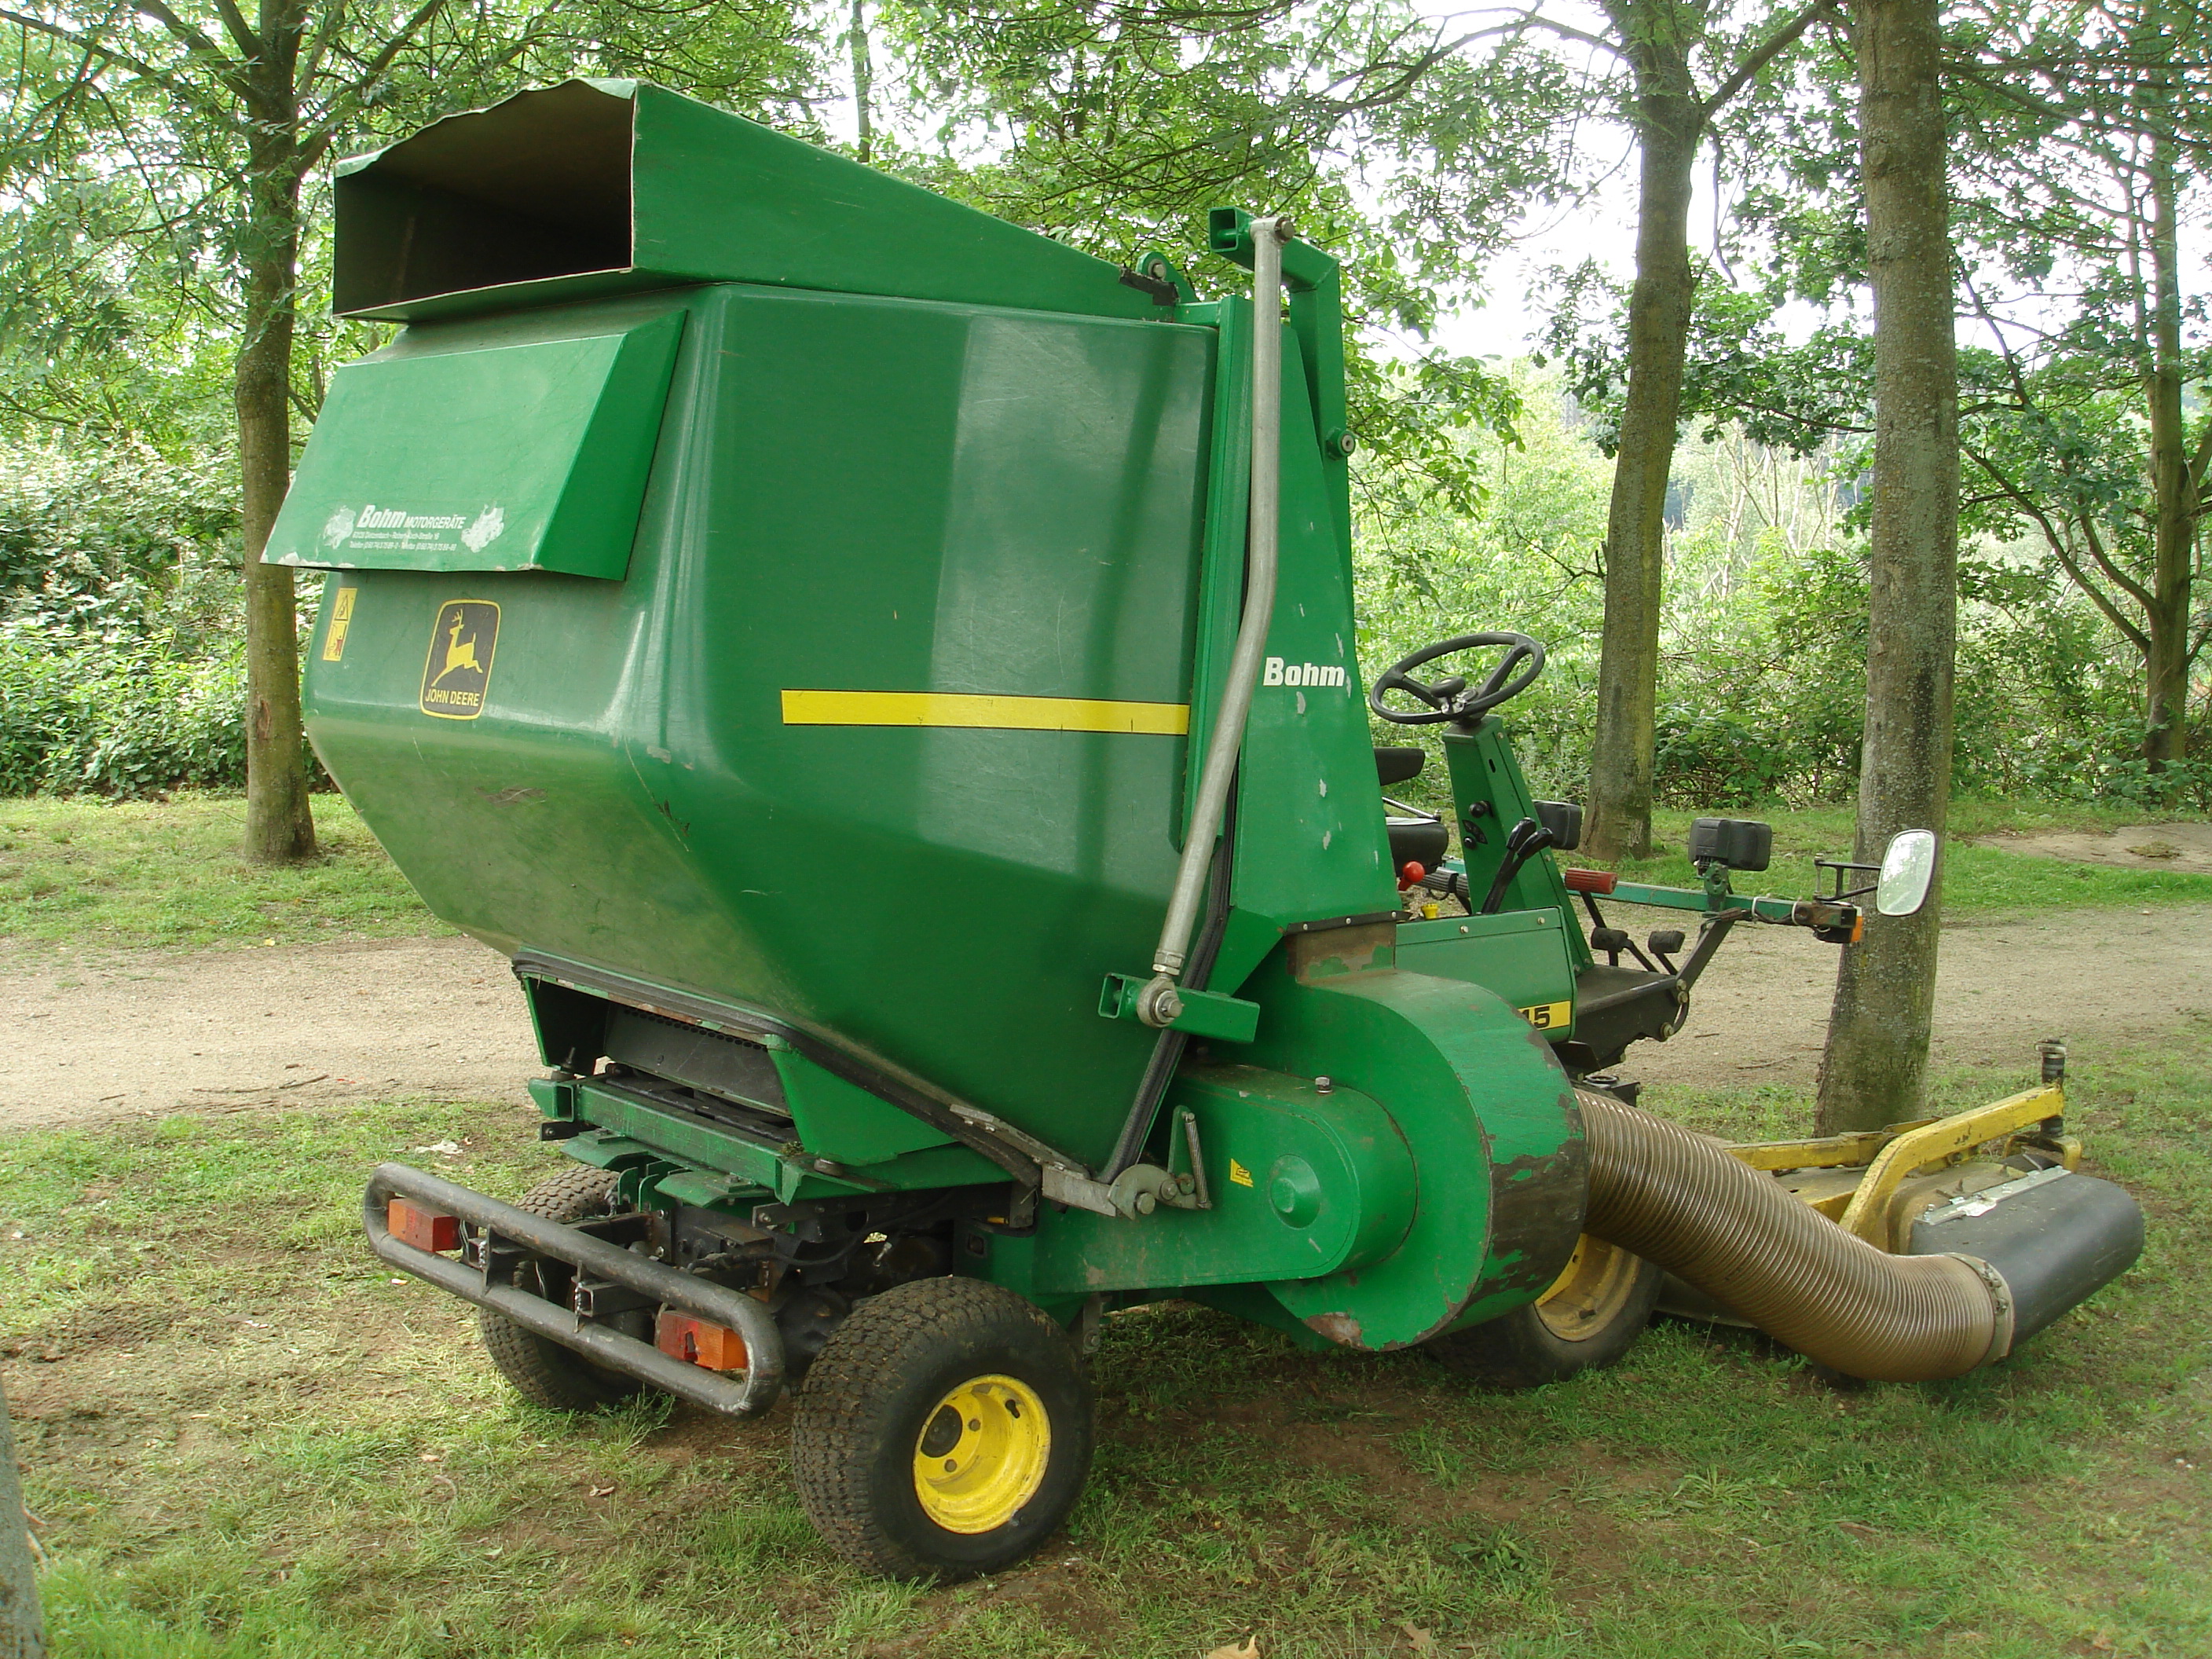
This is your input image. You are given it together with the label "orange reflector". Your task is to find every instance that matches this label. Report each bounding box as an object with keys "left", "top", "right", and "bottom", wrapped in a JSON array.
[
  {"left": 655, "top": 1311, "right": 748, "bottom": 1372},
  {"left": 387, "top": 1198, "right": 460, "bottom": 1253},
  {"left": 1849, "top": 913, "right": 1865, "bottom": 943}
]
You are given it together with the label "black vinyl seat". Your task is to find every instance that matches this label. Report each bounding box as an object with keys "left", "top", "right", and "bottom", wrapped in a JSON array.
[
  {"left": 1375, "top": 746, "right": 1426, "bottom": 787},
  {"left": 1386, "top": 815, "right": 1450, "bottom": 874},
  {"left": 1375, "top": 746, "right": 1447, "bottom": 874}
]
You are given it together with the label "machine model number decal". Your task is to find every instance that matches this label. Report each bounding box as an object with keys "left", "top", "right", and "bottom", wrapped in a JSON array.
[
  {"left": 420, "top": 600, "right": 500, "bottom": 720},
  {"left": 1517, "top": 1000, "right": 1572, "bottom": 1031},
  {"left": 321, "top": 585, "right": 358, "bottom": 662},
  {"left": 1228, "top": 1159, "right": 1254, "bottom": 1188}
]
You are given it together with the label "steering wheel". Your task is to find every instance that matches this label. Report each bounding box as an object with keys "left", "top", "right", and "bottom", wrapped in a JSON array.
[{"left": 1368, "top": 632, "right": 1547, "bottom": 726}]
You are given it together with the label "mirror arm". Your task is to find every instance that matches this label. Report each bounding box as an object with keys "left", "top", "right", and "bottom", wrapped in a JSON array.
[{"left": 1813, "top": 856, "right": 1881, "bottom": 903}]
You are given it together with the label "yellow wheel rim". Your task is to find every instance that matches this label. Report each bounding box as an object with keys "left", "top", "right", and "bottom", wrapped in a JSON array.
[
  {"left": 1533, "top": 1234, "right": 1642, "bottom": 1343},
  {"left": 910, "top": 1374, "right": 1051, "bottom": 1534}
]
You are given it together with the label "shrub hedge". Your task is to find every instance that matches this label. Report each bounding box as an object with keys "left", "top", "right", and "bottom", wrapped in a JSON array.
[{"left": 0, "top": 632, "right": 251, "bottom": 797}]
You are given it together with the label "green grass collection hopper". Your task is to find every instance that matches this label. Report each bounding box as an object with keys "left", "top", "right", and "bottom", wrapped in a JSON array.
[{"left": 285, "top": 81, "right": 2144, "bottom": 1579}]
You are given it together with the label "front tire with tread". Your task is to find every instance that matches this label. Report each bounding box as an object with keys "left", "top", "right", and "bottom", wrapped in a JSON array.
[
  {"left": 793, "top": 1276, "right": 1093, "bottom": 1581},
  {"left": 1424, "top": 1234, "right": 1663, "bottom": 1389}
]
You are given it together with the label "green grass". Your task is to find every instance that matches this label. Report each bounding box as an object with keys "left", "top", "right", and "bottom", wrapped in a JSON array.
[
  {"left": 3, "top": 1030, "right": 2204, "bottom": 1658},
  {"left": 2, "top": 790, "right": 2205, "bottom": 961},
  {"left": 0, "top": 792, "right": 440, "bottom": 949}
]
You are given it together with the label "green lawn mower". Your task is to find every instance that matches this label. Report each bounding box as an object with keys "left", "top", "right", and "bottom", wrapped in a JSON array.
[{"left": 286, "top": 80, "right": 2144, "bottom": 1580}]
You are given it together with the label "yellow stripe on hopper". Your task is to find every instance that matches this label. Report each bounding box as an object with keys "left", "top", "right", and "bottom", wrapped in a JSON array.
[{"left": 780, "top": 689, "right": 1188, "bottom": 735}]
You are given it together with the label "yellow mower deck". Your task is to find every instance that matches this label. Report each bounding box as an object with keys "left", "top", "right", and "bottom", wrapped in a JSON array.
[{"left": 1732, "top": 1082, "right": 2075, "bottom": 1248}]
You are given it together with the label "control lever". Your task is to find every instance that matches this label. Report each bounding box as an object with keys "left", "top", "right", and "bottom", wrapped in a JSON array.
[
  {"left": 1647, "top": 929, "right": 1685, "bottom": 973},
  {"left": 1479, "top": 817, "right": 1557, "bottom": 914},
  {"left": 1590, "top": 925, "right": 1657, "bottom": 972}
]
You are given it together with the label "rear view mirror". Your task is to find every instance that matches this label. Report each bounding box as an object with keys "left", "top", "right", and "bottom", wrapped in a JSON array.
[{"left": 1877, "top": 830, "right": 1938, "bottom": 916}]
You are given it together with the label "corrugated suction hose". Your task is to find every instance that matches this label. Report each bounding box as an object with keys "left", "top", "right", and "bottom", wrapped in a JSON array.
[{"left": 1577, "top": 1089, "right": 2010, "bottom": 1382}]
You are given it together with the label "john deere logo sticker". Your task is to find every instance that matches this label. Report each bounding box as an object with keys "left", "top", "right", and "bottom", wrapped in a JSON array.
[{"left": 420, "top": 600, "right": 498, "bottom": 719}]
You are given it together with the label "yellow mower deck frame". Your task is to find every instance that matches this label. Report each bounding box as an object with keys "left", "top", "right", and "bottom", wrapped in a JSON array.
[{"left": 1724, "top": 1084, "right": 2079, "bottom": 1249}]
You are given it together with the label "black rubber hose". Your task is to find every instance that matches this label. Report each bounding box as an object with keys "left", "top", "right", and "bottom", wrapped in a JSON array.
[{"left": 1577, "top": 1090, "right": 2007, "bottom": 1382}]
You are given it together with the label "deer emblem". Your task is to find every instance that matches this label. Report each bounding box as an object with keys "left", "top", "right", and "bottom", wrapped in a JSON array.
[{"left": 432, "top": 616, "right": 484, "bottom": 686}]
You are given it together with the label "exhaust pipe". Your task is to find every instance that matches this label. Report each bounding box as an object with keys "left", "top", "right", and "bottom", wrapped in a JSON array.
[{"left": 1577, "top": 1090, "right": 2141, "bottom": 1382}]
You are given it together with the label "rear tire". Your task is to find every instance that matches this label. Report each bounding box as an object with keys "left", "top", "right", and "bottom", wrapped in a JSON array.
[
  {"left": 792, "top": 1276, "right": 1093, "bottom": 1581},
  {"left": 478, "top": 1166, "right": 647, "bottom": 1412},
  {"left": 1424, "top": 1234, "right": 1662, "bottom": 1389}
]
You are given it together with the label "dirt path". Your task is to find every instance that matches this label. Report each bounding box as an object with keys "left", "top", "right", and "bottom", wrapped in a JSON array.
[
  {"left": 2, "top": 934, "right": 536, "bottom": 1131},
  {"left": 1972, "top": 820, "right": 2212, "bottom": 873},
  {"left": 4, "top": 903, "right": 2209, "bottom": 1133},
  {"left": 1631, "top": 900, "right": 2212, "bottom": 1091}
]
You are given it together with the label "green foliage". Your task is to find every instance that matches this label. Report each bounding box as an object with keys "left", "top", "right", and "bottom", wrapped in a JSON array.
[
  {"left": 1355, "top": 365, "right": 1610, "bottom": 801},
  {"left": 0, "top": 639, "right": 247, "bottom": 798},
  {"left": 1602, "top": 0, "right": 2212, "bottom": 769},
  {"left": 1361, "top": 372, "right": 2212, "bottom": 813},
  {"left": 0, "top": 3, "right": 833, "bottom": 447},
  {"left": 0, "top": 440, "right": 264, "bottom": 797},
  {"left": 1651, "top": 541, "right": 1869, "bottom": 806},
  {"left": 0, "top": 441, "right": 238, "bottom": 639},
  {"left": 879, "top": 0, "right": 1561, "bottom": 492}
]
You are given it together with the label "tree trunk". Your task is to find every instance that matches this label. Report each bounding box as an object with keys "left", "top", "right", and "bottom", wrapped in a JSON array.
[
  {"left": 1816, "top": 0, "right": 1957, "bottom": 1134},
  {"left": 0, "top": 1381, "right": 41, "bottom": 1659},
  {"left": 237, "top": 76, "right": 317, "bottom": 865},
  {"left": 2143, "top": 130, "right": 2192, "bottom": 770},
  {"left": 849, "top": 0, "right": 875, "bottom": 165},
  {"left": 1585, "top": 0, "right": 1705, "bottom": 862}
]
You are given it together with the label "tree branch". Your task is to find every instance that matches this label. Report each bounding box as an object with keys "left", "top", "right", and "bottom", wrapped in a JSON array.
[
  {"left": 1704, "top": 0, "right": 1833, "bottom": 115},
  {"left": 2077, "top": 505, "right": 2156, "bottom": 611},
  {"left": 1963, "top": 441, "right": 2150, "bottom": 652},
  {"left": 1479, "top": 5, "right": 1623, "bottom": 60},
  {"left": 207, "top": 0, "right": 258, "bottom": 60},
  {"left": 302, "top": 0, "right": 459, "bottom": 155},
  {"left": 0, "top": 9, "right": 168, "bottom": 88},
  {"left": 130, "top": 1, "right": 245, "bottom": 95}
]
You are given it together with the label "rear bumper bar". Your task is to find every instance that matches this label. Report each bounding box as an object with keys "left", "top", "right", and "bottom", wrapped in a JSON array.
[{"left": 363, "top": 1162, "right": 786, "bottom": 1415}]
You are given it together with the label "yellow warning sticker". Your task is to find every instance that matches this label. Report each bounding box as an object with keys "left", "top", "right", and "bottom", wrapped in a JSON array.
[
  {"left": 320, "top": 585, "right": 358, "bottom": 662},
  {"left": 1228, "top": 1159, "right": 1254, "bottom": 1188},
  {"left": 1517, "top": 1000, "right": 1572, "bottom": 1031}
]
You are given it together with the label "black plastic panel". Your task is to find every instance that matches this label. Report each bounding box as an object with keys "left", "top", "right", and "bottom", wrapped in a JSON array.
[
  {"left": 602, "top": 1007, "right": 789, "bottom": 1117},
  {"left": 1688, "top": 816, "right": 1773, "bottom": 873},
  {"left": 1910, "top": 1170, "right": 2144, "bottom": 1343}
]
